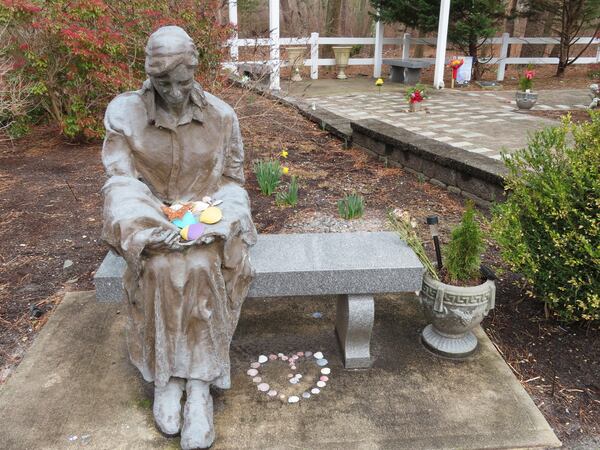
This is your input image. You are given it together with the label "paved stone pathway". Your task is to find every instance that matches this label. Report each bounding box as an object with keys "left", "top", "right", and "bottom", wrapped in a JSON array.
[{"left": 299, "top": 88, "right": 588, "bottom": 160}]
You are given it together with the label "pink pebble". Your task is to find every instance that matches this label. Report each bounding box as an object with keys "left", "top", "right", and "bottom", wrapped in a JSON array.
[
  {"left": 269, "top": 354, "right": 277, "bottom": 361},
  {"left": 297, "top": 352, "right": 304, "bottom": 357},
  {"left": 291, "top": 355, "right": 299, "bottom": 360},
  {"left": 257, "top": 383, "right": 270, "bottom": 392},
  {"left": 320, "top": 376, "right": 329, "bottom": 382},
  {"left": 252, "top": 376, "right": 262, "bottom": 383},
  {"left": 250, "top": 362, "right": 260, "bottom": 369},
  {"left": 281, "top": 356, "right": 288, "bottom": 361},
  {"left": 247, "top": 368, "right": 258, "bottom": 377}
]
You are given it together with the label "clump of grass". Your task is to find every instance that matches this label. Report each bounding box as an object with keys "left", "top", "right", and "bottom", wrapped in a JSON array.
[
  {"left": 338, "top": 193, "right": 364, "bottom": 219},
  {"left": 253, "top": 159, "right": 281, "bottom": 195},
  {"left": 388, "top": 209, "right": 439, "bottom": 280},
  {"left": 276, "top": 175, "right": 299, "bottom": 207}
]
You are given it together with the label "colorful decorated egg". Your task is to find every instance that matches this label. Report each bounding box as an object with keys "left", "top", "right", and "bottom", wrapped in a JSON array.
[
  {"left": 172, "top": 211, "right": 197, "bottom": 229},
  {"left": 200, "top": 206, "right": 222, "bottom": 224},
  {"left": 180, "top": 223, "right": 205, "bottom": 241}
]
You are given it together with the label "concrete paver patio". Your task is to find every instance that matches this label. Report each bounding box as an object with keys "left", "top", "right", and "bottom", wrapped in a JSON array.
[{"left": 278, "top": 78, "right": 588, "bottom": 160}]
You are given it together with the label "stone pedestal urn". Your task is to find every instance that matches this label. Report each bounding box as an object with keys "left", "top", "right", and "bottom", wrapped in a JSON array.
[
  {"left": 515, "top": 91, "right": 538, "bottom": 110},
  {"left": 419, "top": 273, "right": 496, "bottom": 358},
  {"left": 287, "top": 47, "right": 305, "bottom": 81},
  {"left": 332, "top": 46, "right": 352, "bottom": 79}
]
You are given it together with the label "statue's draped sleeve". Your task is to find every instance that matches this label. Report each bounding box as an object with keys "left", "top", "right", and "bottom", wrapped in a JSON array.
[
  {"left": 101, "top": 98, "right": 178, "bottom": 275},
  {"left": 223, "top": 114, "right": 245, "bottom": 185}
]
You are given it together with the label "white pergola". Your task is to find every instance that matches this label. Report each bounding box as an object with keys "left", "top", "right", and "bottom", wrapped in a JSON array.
[{"left": 228, "top": 0, "right": 451, "bottom": 90}]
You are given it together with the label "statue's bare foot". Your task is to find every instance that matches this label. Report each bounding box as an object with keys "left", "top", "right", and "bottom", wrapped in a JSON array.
[
  {"left": 153, "top": 377, "right": 185, "bottom": 436},
  {"left": 180, "top": 380, "right": 214, "bottom": 449}
]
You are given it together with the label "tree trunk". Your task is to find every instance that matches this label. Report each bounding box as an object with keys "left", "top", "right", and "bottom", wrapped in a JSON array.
[
  {"left": 469, "top": 40, "right": 481, "bottom": 80},
  {"left": 324, "top": 0, "right": 343, "bottom": 57}
]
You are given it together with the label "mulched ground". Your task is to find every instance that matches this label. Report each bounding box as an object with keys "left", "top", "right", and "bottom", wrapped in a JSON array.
[{"left": 0, "top": 83, "right": 598, "bottom": 447}]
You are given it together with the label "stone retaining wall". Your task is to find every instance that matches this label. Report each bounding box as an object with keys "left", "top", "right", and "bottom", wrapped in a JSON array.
[{"left": 351, "top": 119, "right": 508, "bottom": 207}]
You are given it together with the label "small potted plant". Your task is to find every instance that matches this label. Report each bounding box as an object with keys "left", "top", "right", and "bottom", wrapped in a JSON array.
[
  {"left": 406, "top": 84, "right": 426, "bottom": 112},
  {"left": 389, "top": 203, "right": 496, "bottom": 358},
  {"left": 516, "top": 67, "right": 537, "bottom": 110}
]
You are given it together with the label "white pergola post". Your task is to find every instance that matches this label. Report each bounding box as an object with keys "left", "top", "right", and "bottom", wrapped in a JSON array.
[
  {"left": 433, "top": 0, "right": 451, "bottom": 89},
  {"left": 228, "top": 0, "right": 239, "bottom": 63},
  {"left": 310, "top": 32, "right": 319, "bottom": 79},
  {"left": 269, "top": 0, "right": 281, "bottom": 90},
  {"left": 373, "top": 17, "right": 384, "bottom": 78}
]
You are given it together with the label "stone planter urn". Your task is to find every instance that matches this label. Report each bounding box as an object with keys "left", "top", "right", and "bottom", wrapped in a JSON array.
[
  {"left": 515, "top": 90, "right": 538, "bottom": 110},
  {"left": 332, "top": 46, "right": 352, "bottom": 80},
  {"left": 419, "top": 272, "right": 496, "bottom": 358},
  {"left": 287, "top": 47, "right": 305, "bottom": 82}
]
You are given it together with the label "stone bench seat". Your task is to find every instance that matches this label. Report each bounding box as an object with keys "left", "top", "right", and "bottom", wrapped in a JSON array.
[
  {"left": 238, "top": 62, "right": 273, "bottom": 81},
  {"left": 382, "top": 58, "right": 433, "bottom": 85},
  {"left": 94, "top": 232, "right": 424, "bottom": 368}
]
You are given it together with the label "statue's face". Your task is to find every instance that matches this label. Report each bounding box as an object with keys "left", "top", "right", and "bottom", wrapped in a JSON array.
[{"left": 150, "top": 63, "right": 195, "bottom": 107}]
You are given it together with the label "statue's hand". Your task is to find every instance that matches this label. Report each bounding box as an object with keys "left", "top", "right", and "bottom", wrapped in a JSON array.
[
  {"left": 179, "top": 234, "right": 216, "bottom": 247},
  {"left": 147, "top": 228, "right": 183, "bottom": 251}
]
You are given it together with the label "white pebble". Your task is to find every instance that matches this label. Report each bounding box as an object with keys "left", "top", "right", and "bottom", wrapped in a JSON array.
[
  {"left": 252, "top": 376, "right": 262, "bottom": 383},
  {"left": 296, "top": 374, "right": 303, "bottom": 379},
  {"left": 289, "top": 378, "right": 299, "bottom": 384},
  {"left": 317, "top": 380, "right": 326, "bottom": 388},
  {"left": 258, "top": 355, "right": 268, "bottom": 364},
  {"left": 302, "top": 392, "right": 311, "bottom": 399},
  {"left": 321, "top": 368, "right": 331, "bottom": 375},
  {"left": 305, "top": 351, "right": 313, "bottom": 357},
  {"left": 267, "top": 390, "right": 278, "bottom": 397},
  {"left": 313, "top": 351, "right": 324, "bottom": 359},
  {"left": 257, "top": 383, "right": 270, "bottom": 392},
  {"left": 247, "top": 369, "right": 258, "bottom": 377},
  {"left": 288, "top": 396, "right": 300, "bottom": 403},
  {"left": 311, "top": 388, "right": 320, "bottom": 395},
  {"left": 277, "top": 353, "right": 284, "bottom": 358},
  {"left": 287, "top": 373, "right": 294, "bottom": 378},
  {"left": 250, "top": 362, "right": 260, "bottom": 369}
]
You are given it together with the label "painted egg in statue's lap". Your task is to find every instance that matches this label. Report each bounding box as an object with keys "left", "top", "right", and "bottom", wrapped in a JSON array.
[
  {"left": 180, "top": 223, "right": 205, "bottom": 241},
  {"left": 200, "top": 206, "right": 222, "bottom": 225}
]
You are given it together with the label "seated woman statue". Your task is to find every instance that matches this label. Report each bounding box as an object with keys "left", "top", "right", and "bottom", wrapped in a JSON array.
[{"left": 101, "top": 26, "right": 256, "bottom": 449}]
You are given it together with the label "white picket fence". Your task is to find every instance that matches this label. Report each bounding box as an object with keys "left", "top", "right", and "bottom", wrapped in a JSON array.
[{"left": 227, "top": 32, "right": 600, "bottom": 83}]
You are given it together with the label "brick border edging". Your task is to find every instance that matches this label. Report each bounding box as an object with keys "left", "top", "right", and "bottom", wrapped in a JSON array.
[{"left": 231, "top": 79, "right": 507, "bottom": 207}]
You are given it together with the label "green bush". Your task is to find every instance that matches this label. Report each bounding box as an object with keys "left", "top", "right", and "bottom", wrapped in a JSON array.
[
  {"left": 444, "top": 201, "right": 484, "bottom": 283},
  {"left": 253, "top": 159, "right": 281, "bottom": 196},
  {"left": 492, "top": 114, "right": 600, "bottom": 322},
  {"left": 338, "top": 193, "right": 364, "bottom": 219},
  {"left": 276, "top": 175, "right": 299, "bottom": 207}
]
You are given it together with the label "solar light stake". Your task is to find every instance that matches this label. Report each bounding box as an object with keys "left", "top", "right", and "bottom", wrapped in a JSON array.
[{"left": 426, "top": 215, "right": 443, "bottom": 271}]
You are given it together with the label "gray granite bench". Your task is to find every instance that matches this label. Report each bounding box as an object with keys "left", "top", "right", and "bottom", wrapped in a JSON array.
[
  {"left": 382, "top": 59, "right": 433, "bottom": 85},
  {"left": 94, "top": 232, "right": 424, "bottom": 369},
  {"left": 238, "top": 62, "right": 272, "bottom": 82}
]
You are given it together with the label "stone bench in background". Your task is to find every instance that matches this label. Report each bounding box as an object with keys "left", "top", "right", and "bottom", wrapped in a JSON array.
[
  {"left": 94, "top": 232, "right": 424, "bottom": 369},
  {"left": 382, "top": 58, "right": 433, "bottom": 85}
]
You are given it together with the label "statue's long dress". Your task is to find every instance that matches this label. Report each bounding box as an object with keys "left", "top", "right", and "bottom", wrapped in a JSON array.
[{"left": 101, "top": 81, "right": 256, "bottom": 389}]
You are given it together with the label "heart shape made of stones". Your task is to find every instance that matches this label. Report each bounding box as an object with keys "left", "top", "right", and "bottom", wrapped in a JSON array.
[{"left": 246, "top": 351, "right": 331, "bottom": 404}]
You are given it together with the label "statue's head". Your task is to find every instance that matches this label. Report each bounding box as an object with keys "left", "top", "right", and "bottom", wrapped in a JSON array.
[{"left": 145, "top": 26, "right": 199, "bottom": 108}]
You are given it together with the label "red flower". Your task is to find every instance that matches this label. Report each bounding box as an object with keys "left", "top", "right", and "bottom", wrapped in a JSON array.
[
  {"left": 410, "top": 90, "right": 424, "bottom": 104},
  {"left": 525, "top": 70, "right": 535, "bottom": 80}
]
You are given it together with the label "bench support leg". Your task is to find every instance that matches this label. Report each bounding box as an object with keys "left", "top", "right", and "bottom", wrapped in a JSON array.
[
  {"left": 404, "top": 68, "right": 421, "bottom": 85},
  {"left": 389, "top": 66, "right": 405, "bottom": 83},
  {"left": 335, "top": 294, "right": 374, "bottom": 369}
]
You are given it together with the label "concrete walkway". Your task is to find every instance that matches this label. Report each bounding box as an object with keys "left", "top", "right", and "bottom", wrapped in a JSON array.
[
  {"left": 0, "top": 291, "right": 561, "bottom": 449},
  {"left": 278, "top": 78, "right": 587, "bottom": 160}
]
